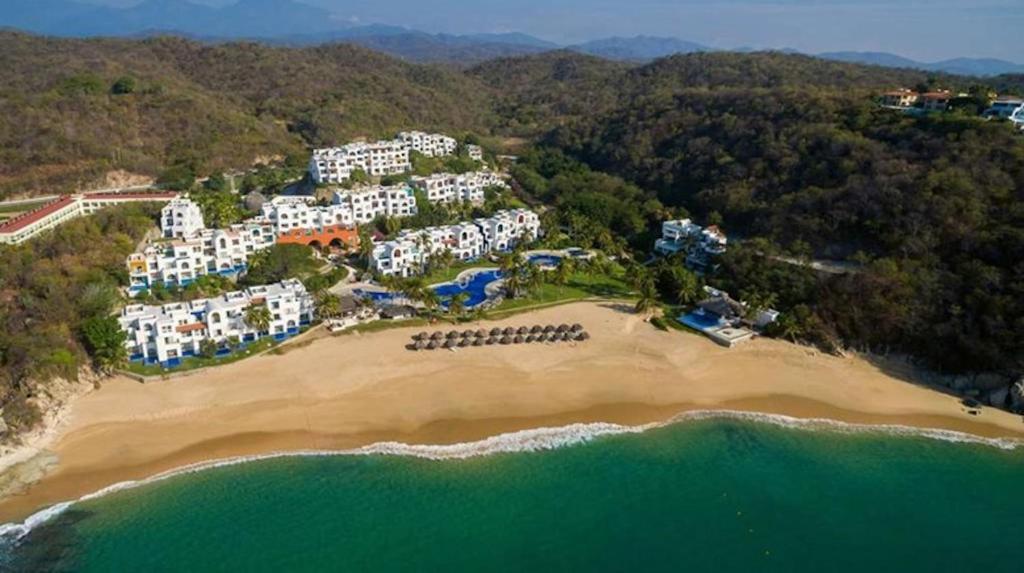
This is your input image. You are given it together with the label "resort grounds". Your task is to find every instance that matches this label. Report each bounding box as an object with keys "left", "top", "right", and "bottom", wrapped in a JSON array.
[{"left": 1, "top": 300, "right": 1023, "bottom": 522}]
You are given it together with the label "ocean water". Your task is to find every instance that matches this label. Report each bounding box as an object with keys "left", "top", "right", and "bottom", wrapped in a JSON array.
[{"left": 2, "top": 417, "right": 1023, "bottom": 572}]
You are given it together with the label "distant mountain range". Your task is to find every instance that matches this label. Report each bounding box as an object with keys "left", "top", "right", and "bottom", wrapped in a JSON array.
[{"left": 1, "top": 0, "right": 1020, "bottom": 74}]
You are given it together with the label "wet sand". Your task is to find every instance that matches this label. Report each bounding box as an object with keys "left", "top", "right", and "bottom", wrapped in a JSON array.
[{"left": 1, "top": 301, "right": 1021, "bottom": 522}]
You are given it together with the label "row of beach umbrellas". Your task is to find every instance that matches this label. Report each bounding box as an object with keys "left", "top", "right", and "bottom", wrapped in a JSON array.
[{"left": 407, "top": 324, "right": 589, "bottom": 351}]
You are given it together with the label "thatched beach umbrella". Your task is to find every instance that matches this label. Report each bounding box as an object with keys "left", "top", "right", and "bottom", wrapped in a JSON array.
[
  {"left": 530, "top": 325, "right": 543, "bottom": 334},
  {"left": 431, "top": 331, "right": 445, "bottom": 340},
  {"left": 578, "top": 331, "right": 590, "bottom": 341},
  {"left": 462, "top": 329, "right": 475, "bottom": 338},
  {"left": 543, "top": 325, "right": 556, "bottom": 333},
  {"left": 560, "top": 332, "right": 572, "bottom": 341},
  {"left": 571, "top": 323, "right": 583, "bottom": 332},
  {"left": 514, "top": 335, "right": 524, "bottom": 344},
  {"left": 500, "top": 336, "right": 513, "bottom": 345},
  {"left": 473, "top": 338, "right": 485, "bottom": 347},
  {"left": 526, "top": 334, "right": 537, "bottom": 343},
  {"left": 447, "top": 330, "right": 460, "bottom": 339},
  {"left": 458, "top": 338, "right": 470, "bottom": 347},
  {"left": 486, "top": 337, "right": 498, "bottom": 345},
  {"left": 444, "top": 339, "right": 458, "bottom": 349},
  {"left": 414, "top": 340, "right": 426, "bottom": 351},
  {"left": 427, "top": 340, "right": 439, "bottom": 350},
  {"left": 502, "top": 326, "right": 515, "bottom": 336},
  {"left": 476, "top": 328, "right": 488, "bottom": 338},
  {"left": 557, "top": 324, "right": 570, "bottom": 333},
  {"left": 490, "top": 327, "right": 502, "bottom": 336},
  {"left": 414, "top": 332, "right": 428, "bottom": 341},
  {"left": 516, "top": 326, "right": 529, "bottom": 335}
]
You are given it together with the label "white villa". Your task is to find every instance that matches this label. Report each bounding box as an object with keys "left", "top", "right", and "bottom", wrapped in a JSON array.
[
  {"left": 309, "top": 140, "right": 411, "bottom": 184},
  {"left": 654, "top": 218, "right": 728, "bottom": 269},
  {"left": 161, "top": 197, "right": 205, "bottom": 238},
  {"left": 0, "top": 191, "right": 179, "bottom": 245},
  {"left": 467, "top": 144, "right": 484, "bottom": 162},
  {"left": 120, "top": 279, "right": 314, "bottom": 365},
  {"left": 371, "top": 208, "right": 540, "bottom": 277},
  {"left": 397, "top": 131, "right": 458, "bottom": 158},
  {"left": 409, "top": 171, "right": 506, "bottom": 206}
]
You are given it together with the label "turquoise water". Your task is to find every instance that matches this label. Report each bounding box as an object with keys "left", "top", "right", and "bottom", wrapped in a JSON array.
[{"left": 3, "top": 419, "right": 1023, "bottom": 572}]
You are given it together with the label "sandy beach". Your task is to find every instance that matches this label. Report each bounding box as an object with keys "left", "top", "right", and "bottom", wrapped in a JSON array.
[{"left": 1, "top": 300, "right": 1022, "bottom": 522}]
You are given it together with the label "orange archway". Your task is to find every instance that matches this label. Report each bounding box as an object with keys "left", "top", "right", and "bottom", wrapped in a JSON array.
[{"left": 277, "top": 225, "right": 360, "bottom": 251}]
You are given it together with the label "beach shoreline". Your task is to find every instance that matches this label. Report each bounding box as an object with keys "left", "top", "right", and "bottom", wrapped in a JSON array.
[{"left": 1, "top": 301, "right": 1022, "bottom": 523}]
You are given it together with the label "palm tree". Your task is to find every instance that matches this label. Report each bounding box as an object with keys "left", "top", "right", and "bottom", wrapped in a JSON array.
[
  {"left": 244, "top": 304, "right": 272, "bottom": 336},
  {"left": 634, "top": 276, "right": 659, "bottom": 318},
  {"left": 421, "top": 289, "right": 441, "bottom": 322},
  {"left": 357, "top": 226, "right": 374, "bottom": 266},
  {"left": 526, "top": 264, "right": 545, "bottom": 297},
  {"left": 437, "top": 249, "right": 455, "bottom": 273},
  {"left": 504, "top": 271, "right": 524, "bottom": 299},
  {"left": 554, "top": 258, "right": 575, "bottom": 293},
  {"left": 317, "top": 292, "right": 342, "bottom": 319},
  {"left": 674, "top": 267, "right": 702, "bottom": 306},
  {"left": 498, "top": 252, "right": 519, "bottom": 277},
  {"left": 772, "top": 313, "right": 803, "bottom": 343},
  {"left": 448, "top": 292, "right": 469, "bottom": 319},
  {"left": 400, "top": 277, "right": 426, "bottom": 306}
]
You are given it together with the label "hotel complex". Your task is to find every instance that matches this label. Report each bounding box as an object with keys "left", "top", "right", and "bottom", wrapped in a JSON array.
[
  {"left": 128, "top": 199, "right": 277, "bottom": 294},
  {"left": 309, "top": 131, "right": 469, "bottom": 184},
  {"left": 371, "top": 208, "right": 540, "bottom": 277},
  {"left": 0, "top": 191, "right": 180, "bottom": 245},
  {"left": 120, "top": 279, "right": 314, "bottom": 365},
  {"left": 409, "top": 171, "right": 506, "bottom": 205},
  {"left": 397, "top": 131, "right": 458, "bottom": 158}
]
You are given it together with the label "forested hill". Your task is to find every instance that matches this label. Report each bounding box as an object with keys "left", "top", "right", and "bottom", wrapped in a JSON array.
[{"left": 0, "top": 32, "right": 494, "bottom": 198}]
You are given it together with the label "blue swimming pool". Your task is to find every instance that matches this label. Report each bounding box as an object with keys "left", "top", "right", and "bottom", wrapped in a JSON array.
[
  {"left": 527, "top": 254, "right": 563, "bottom": 267},
  {"left": 678, "top": 311, "right": 724, "bottom": 332},
  {"left": 357, "top": 269, "right": 504, "bottom": 309},
  {"left": 434, "top": 269, "right": 502, "bottom": 308}
]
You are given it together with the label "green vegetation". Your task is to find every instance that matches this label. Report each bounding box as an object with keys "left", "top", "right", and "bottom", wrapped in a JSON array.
[
  {"left": 0, "top": 204, "right": 159, "bottom": 433},
  {"left": 239, "top": 244, "right": 320, "bottom": 286}
]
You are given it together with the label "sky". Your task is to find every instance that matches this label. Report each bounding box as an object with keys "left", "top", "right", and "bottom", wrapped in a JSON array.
[{"left": 82, "top": 0, "right": 1024, "bottom": 61}]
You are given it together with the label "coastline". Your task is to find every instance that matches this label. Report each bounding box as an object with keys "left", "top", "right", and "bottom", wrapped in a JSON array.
[{"left": 1, "top": 301, "right": 1022, "bottom": 523}]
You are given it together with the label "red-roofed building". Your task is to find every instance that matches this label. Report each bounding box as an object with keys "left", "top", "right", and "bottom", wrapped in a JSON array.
[{"left": 0, "top": 190, "right": 179, "bottom": 245}]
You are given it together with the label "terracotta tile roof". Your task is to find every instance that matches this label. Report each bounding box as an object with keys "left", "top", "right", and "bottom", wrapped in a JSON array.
[
  {"left": 83, "top": 192, "right": 178, "bottom": 200},
  {"left": 0, "top": 196, "right": 77, "bottom": 234},
  {"left": 175, "top": 322, "right": 206, "bottom": 333}
]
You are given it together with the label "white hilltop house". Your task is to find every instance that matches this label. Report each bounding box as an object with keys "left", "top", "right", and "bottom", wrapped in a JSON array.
[
  {"left": 409, "top": 171, "right": 506, "bottom": 206},
  {"left": 371, "top": 208, "right": 540, "bottom": 277},
  {"left": 127, "top": 198, "right": 276, "bottom": 295},
  {"left": 983, "top": 97, "right": 1024, "bottom": 129},
  {"left": 467, "top": 144, "right": 484, "bottom": 162},
  {"left": 161, "top": 197, "right": 205, "bottom": 238},
  {"left": 309, "top": 140, "right": 411, "bottom": 184},
  {"left": 397, "top": 131, "right": 458, "bottom": 158},
  {"left": 654, "top": 219, "right": 728, "bottom": 270},
  {"left": 120, "top": 279, "right": 314, "bottom": 365}
]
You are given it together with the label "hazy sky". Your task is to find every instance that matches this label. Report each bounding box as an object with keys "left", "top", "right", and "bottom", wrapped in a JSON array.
[{"left": 84, "top": 0, "right": 1023, "bottom": 61}]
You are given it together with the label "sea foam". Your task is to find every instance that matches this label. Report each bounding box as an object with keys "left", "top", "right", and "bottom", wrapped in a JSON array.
[{"left": 1, "top": 410, "right": 1020, "bottom": 544}]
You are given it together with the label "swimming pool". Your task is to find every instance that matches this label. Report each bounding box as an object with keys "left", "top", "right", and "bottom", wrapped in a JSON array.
[
  {"left": 678, "top": 310, "right": 725, "bottom": 332},
  {"left": 357, "top": 269, "right": 503, "bottom": 309},
  {"left": 527, "top": 254, "right": 563, "bottom": 267},
  {"left": 434, "top": 269, "right": 502, "bottom": 308}
]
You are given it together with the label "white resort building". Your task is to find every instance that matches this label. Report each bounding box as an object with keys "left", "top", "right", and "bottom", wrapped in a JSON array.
[
  {"left": 161, "top": 197, "right": 205, "bottom": 238},
  {"left": 409, "top": 171, "right": 506, "bottom": 205},
  {"left": 397, "top": 131, "right": 458, "bottom": 158},
  {"left": 474, "top": 209, "right": 541, "bottom": 252},
  {"left": 983, "top": 97, "right": 1024, "bottom": 127},
  {"left": 120, "top": 279, "right": 314, "bottom": 366},
  {"left": 127, "top": 198, "right": 276, "bottom": 294},
  {"left": 371, "top": 208, "right": 540, "bottom": 277},
  {"left": 332, "top": 185, "right": 419, "bottom": 224},
  {"left": 0, "top": 191, "right": 179, "bottom": 245},
  {"left": 309, "top": 140, "right": 412, "bottom": 184},
  {"left": 467, "top": 144, "right": 484, "bottom": 162}
]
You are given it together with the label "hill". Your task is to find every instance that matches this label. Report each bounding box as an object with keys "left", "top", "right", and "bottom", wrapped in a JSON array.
[
  {"left": 570, "top": 36, "right": 709, "bottom": 61},
  {"left": 819, "top": 51, "right": 1024, "bottom": 77},
  {"left": 0, "top": 31, "right": 495, "bottom": 198}
]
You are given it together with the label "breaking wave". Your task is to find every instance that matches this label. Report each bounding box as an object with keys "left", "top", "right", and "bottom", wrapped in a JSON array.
[{"left": 1, "top": 410, "right": 1020, "bottom": 545}]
